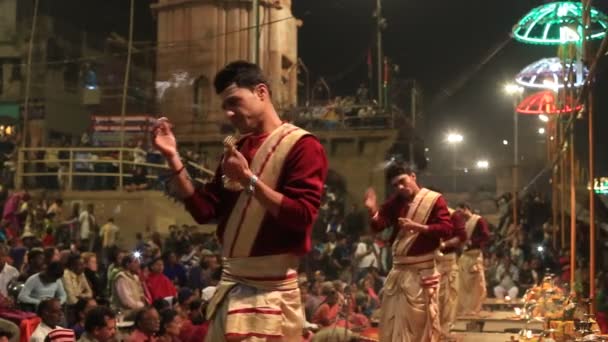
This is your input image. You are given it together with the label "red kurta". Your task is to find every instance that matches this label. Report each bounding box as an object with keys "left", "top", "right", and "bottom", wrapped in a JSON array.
[
  {"left": 370, "top": 193, "right": 453, "bottom": 256},
  {"left": 145, "top": 273, "right": 177, "bottom": 301},
  {"left": 183, "top": 133, "right": 328, "bottom": 256},
  {"left": 469, "top": 217, "right": 490, "bottom": 249},
  {"left": 444, "top": 211, "right": 467, "bottom": 254}
]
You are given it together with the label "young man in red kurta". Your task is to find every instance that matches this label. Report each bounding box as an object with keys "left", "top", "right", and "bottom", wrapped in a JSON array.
[
  {"left": 456, "top": 203, "right": 491, "bottom": 316},
  {"left": 153, "top": 61, "right": 328, "bottom": 341},
  {"left": 363, "top": 162, "right": 453, "bottom": 342}
]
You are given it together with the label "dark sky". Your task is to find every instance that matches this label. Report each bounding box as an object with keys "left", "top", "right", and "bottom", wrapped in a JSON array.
[{"left": 46, "top": 0, "right": 608, "bottom": 176}]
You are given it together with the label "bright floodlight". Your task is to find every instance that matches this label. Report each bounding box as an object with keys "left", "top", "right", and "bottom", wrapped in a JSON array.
[
  {"left": 476, "top": 160, "right": 489, "bottom": 169},
  {"left": 538, "top": 127, "right": 546, "bottom": 134},
  {"left": 505, "top": 83, "right": 524, "bottom": 95},
  {"left": 503, "top": 139, "right": 509, "bottom": 145},
  {"left": 446, "top": 133, "right": 464, "bottom": 144},
  {"left": 539, "top": 114, "right": 549, "bottom": 122}
]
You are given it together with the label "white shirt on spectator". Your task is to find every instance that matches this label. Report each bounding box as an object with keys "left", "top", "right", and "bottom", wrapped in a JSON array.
[
  {"left": 30, "top": 322, "right": 57, "bottom": 342},
  {"left": 79, "top": 210, "right": 95, "bottom": 240},
  {"left": 355, "top": 242, "right": 380, "bottom": 269},
  {"left": 0, "top": 263, "right": 19, "bottom": 297}
]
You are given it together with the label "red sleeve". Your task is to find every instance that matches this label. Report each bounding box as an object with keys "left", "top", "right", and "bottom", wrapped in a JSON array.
[
  {"left": 183, "top": 166, "right": 223, "bottom": 224},
  {"left": 450, "top": 211, "right": 467, "bottom": 243},
  {"left": 369, "top": 194, "right": 400, "bottom": 233},
  {"left": 425, "top": 196, "right": 453, "bottom": 239},
  {"left": 275, "top": 136, "right": 328, "bottom": 232},
  {"left": 471, "top": 217, "right": 490, "bottom": 247}
]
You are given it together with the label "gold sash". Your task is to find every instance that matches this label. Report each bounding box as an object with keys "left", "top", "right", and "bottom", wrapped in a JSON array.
[
  {"left": 464, "top": 214, "right": 481, "bottom": 240},
  {"left": 392, "top": 188, "right": 441, "bottom": 257},
  {"left": 222, "top": 123, "right": 309, "bottom": 258}
]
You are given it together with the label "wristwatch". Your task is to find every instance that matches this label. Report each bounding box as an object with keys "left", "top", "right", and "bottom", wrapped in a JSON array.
[{"left": 245, "top": 174, "right": 259, "bottom": 195}]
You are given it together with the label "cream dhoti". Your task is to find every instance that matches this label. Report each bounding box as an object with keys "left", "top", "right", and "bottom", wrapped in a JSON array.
[
  {"left": 456, "top": 249, "right": 486, "bottom": 315},
  {"left": 436, "top": 252, "right": 458, "bottom": 335},
  {"left": 205, "top": 254, "right": 303, "bottom": 342},
  {"left": 380, "top": 254, "right": 441, "bottom": 342}
]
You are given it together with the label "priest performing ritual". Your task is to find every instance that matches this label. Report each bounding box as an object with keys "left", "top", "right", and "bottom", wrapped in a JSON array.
[
  {"left": 153, "top": 61, "right": 328, "bottom": 341},
  {"left": 363, "top": 162, "right": 454, "bottom": 342}
]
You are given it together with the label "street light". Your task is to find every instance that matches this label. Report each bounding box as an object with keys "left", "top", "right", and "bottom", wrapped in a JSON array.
[
  {"left": 447, "top": 133, "right": 464, "bottom": 144},
  {"left": 538, "top": 127, "right": 546, "bottom": 134},
  {"left": 476, "top": 160, "right": 490, "bottom": 169},
  {"left": 503, "top": 139, "right": 509, "bottom": 145},
  {"left": 446, "top": 132, "right": 463, "bottom": 192},
  {"left": 539, "top": 114, "right": 549, "bottom": 122},
  {"left": 504, "top": 83, "right": 524, "bottom": 95}
]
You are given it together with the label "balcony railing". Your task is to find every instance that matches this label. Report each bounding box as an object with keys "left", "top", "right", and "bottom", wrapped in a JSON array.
[{"left": 14, "top": 147, "right": 214, "bottom": 191}]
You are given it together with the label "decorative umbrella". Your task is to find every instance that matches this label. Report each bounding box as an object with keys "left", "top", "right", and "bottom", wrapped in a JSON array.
[
  {"left": 512, "top": 1, "right": 608, "bottom": 45},
  {"left": 515, "top": 57, "right": 588, "bottom": 89},
  {"left": 516, "top": 90, "right": 581, "bottom": 115}
]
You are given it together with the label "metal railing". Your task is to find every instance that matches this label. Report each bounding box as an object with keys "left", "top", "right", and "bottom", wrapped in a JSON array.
[{"left": 14, "top": 147, "right": 214, "bottom": 191}]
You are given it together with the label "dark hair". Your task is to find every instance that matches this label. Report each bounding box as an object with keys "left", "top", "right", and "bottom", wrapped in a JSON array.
[
  {"left": 152, "top": 298, "right": 170, "bottom": 312},
  {"left": 37, "top": 298, "right": 58, "bottom": 316},
  {"left": 67, "top": 254, "right": 82, "bottom": 269},
  {"left": 74, "top": 298, "right": 92, "bottom": 318},
  {"left": 43, "top": 247, "right": 57, "bottom": 264},
  {"left": 158, "top": 309, "right": 179, "bottom": 336},
  {"left": 386, "top": 161, "right": 414, "bottom": 182},
  {"left": 84, "top": 306, "right": 115, "bottom": 333},
  {"left": 213, "top": 61, "right": 270, "bottom": 95},
  {"left": 120, "top": 255, "right": 135, "bottom": 269},
  {"left": 46, "top": 261, "right": 65, "bottom": 280},
  {"left": 134, "top": 307, "right": 157, "bottom": 328},
  {"left": 28, "top": 249, "right": 43, "bottom": 262},
  {"left": 457, "top": 202, "right": 472, "bottom": 211}
]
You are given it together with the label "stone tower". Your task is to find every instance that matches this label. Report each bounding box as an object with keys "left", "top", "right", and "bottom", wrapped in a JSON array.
[{"left": 152, "top": 0, "right": 299, "bottom": 136}]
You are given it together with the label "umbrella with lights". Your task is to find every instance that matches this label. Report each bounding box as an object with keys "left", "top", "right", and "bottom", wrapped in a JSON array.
[
  {"left": 512, "top": 1, "right": 608, "bottom": 45},
  {"left": 516, "top": 90, "right": 581, "bottom": 115},
  {"left": 515, "top": 57, "right": 588, "bottom": 89}
]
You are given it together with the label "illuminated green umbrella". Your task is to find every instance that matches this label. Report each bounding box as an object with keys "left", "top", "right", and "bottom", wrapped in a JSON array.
[{"left": 512, "top": 1, "right": 608, "bottom": 45}]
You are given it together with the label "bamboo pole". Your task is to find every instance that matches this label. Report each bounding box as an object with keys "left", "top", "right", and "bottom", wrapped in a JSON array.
[
  {"left": 559, "top": 118, "right": 566, "bottom": 250},
  {"left": 22, "top": 0, "right": 39, "bottom": 149},
  {"left": 119, "top": 0, "right": 135, "bottom": 190},
  {"left": 569, "top": 130, "right": 576, "bottom": 289}
]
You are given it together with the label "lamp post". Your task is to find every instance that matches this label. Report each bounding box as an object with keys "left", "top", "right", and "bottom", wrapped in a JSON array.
[
  {"left": 446, "top": 133, "right": 463, "bottom": 192},
  {"left": 504, "top": 83, "right": 524, "bottom": 228}
]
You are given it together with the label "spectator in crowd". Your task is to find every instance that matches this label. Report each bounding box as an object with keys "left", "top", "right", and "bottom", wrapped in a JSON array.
[
  {"left": 70, "top": 298, "right": 98, "bottom": 339},
  {"left": 44, "top": 247, "right": 60, "bottom": 265},
  {"left": 178, "top": 299, "right": 209, "bottom": 342},
  {"left": 145, "top": 257, "right": 177, "bottom": 302},
  {"left": 18, "top": 261, "right": 67, "bottom": 308},
  {"left": 0, "top": 244, "right": 18, "bottom": 298},
  {"left": 81, "top": 252, "right": 103, "bottom": 302},
  {"left": 312, "top": 283, "right": 341, "bottom": 327},
  {"left": 175, "top": 288, "right": 195, "bottom": 320},
  {"left": 157, "top": 309, "right": 183, "bottom": 342},
  {"left": 30, "top": 298, "right": 65, "bottom": 342},
  {"left": 111, "top": 255, "right": 147, "bottom": 317},
  {"left": 18, "top": 248, "right": 44, "bottom": 281},
  {"left": 163, "top": 252, "right": 186, "bottom": 287},
  {"left": 125, "top": 166, "right": 148, "bottom": 192},
  {"left": 63, "top": 254, "right": 94, "bottom": 305},
  {"left": 99, "top": 218, "right": 119, "bottom": 264},
  {"left": 79, "top": 204, "right": 96, "bottom": 251},
  {"left": 126, "top": 307, "right": 160, "bottom": 342},
  {"left": 493, "top": 256, "right": 520, "bottom": 300},
  {"left": 78, "top": 306, "right": 117, "bottom": 342}
]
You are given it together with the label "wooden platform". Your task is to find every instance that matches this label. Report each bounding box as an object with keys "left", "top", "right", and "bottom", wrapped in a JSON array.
[{"left": 454, "top": 311, "right": 544, "bottom": 333}]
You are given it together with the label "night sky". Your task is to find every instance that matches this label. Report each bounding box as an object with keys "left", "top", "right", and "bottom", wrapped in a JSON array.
[{"left": 47, "top": 0, "right": 608, "bottom": 176}]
